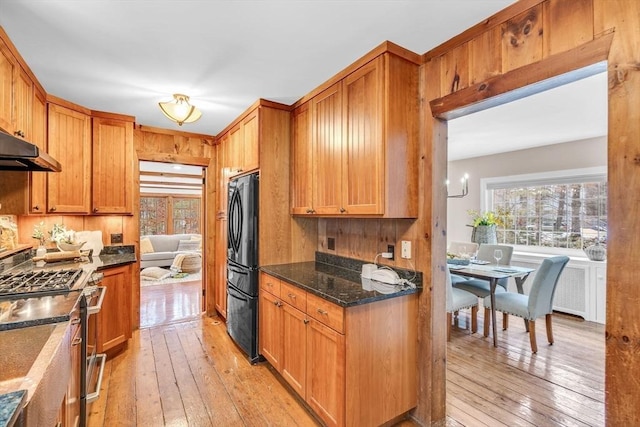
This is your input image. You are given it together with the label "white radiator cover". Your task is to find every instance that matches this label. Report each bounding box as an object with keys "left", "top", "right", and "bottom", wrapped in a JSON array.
[{"left": 510, "top": 253, "right": 606, "bottom": 324}]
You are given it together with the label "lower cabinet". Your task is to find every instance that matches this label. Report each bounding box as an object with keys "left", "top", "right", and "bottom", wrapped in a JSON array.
[
  {"left": 98, "top": 265, "right": 132, "bottom": 355},
  {"left": 259, "top": 272, "right": 417, "bottom": 427}
]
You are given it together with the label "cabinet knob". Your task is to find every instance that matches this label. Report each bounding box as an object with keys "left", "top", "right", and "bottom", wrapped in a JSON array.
[
  {"left": 317, "top": 308, "right": 328, "bottom": 315},
  {"left": 14, "top": 130, "right": 25, "bottom": 138},
  {"left": 50, "top": 206, "right": 57, "bottom": 212},
  {"left": 303, "top": 319, "right": 310, "bottom": 325},
  {"left": 306, "top": 208, "right": 313, "bottom": 214},
  {"left": 33, "top": 205, "right": 40, "bottom": 211},
  {"left": 288, "top": 293, "right": 296, "bottom": 299},
  {"left": 339, "top": 207, "right": 346, "bottom": 213},
  {"left": 93, "top": 208, "right": 99, "bottom": 213}
]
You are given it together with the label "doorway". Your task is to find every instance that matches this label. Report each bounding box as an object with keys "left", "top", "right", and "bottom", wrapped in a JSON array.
[
  {"left": 138, "top": 160, "right": 206, "bottom": 328},
  {"left": 441, "top": 68, "right": 607, "bottom": 424}
]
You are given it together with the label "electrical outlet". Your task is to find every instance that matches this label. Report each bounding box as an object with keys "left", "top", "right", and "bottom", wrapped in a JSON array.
[
  {"left": 387, "top": 244, "right": 395, "bottom": 260},
  {"left": 327, "top": 237, "right": 336, "bottom": 251},
  {"left": 111, "top": 233, "right": 123, "bottom": 244},
  {"left": 401, "top": 240, "right": 412, "bottom": 259}
]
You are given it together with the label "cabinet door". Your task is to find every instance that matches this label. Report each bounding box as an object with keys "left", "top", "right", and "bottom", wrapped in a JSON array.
[
  {"left": 29, "top": 88, "right": 47, "bottom": 214},
  {"left": 47, "top": 103, "right": 91, "bottom": 214},
  {"left": 0, "top": 40, "right": 15, "bottom": 132},
  {"left": 291, "top": 101, "right": 314, "bottom": 214},
  {"left": 306, "top": 318, "right": 345, "bottom": 427},
  {"left": 312, "top": 82, "right": 343, "bottom": 215},
  {"left": 92, "top": 117, "right": 134, "bottom": 214},
  {"left": 227, "top": 123, "right": 244, "bottom": 176},
  {"left": 259, "top": 289, "right": 282, "bottom": 371},
  {"left": 214, "top": 219, "right": 228, "bottom": 318},
  {"left": 242, "top": 108, "right": 259, "bottom": 171},
  {"left": 281, "top": 302, "right": 307, "bottom": 397},
  {"left": 342, "top": 57, "right": 384, "bottom": 215},
  {"left": 98, "top": 265, "right": 132, "bottom": 354},
  {"left": 14, "top": 67, "right": 32, "bottom": 140}
]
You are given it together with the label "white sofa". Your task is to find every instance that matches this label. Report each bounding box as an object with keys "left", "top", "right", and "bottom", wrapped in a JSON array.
[{"left": 139, "top": 233, "right": 201, "bottom": 269}]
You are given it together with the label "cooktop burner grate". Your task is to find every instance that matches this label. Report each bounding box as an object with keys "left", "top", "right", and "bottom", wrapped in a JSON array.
[{"left": 0, "top": 269, "right": 82, "bottom": 299}]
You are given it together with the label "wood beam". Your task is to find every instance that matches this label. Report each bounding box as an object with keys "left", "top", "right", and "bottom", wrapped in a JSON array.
[{"left": 429, "top": 32, "right": 614, "bottom": 119}]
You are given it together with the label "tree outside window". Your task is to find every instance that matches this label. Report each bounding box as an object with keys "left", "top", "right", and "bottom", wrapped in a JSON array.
[{"left": 140, "top": 195, "right": 201, "bottom": 235}]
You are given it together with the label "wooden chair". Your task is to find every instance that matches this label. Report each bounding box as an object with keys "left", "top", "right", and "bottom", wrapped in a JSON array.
[
  {"left": 483, "top": 256, "right": 570, "bottom": 353},
  {"left": 446, "top": 268, "right": 478, "bottom": 341}
]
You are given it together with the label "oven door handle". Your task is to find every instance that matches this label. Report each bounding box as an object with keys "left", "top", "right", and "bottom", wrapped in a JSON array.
[
  {"left": 86, "top": 353, "right": 107, "bottom": 403},
  {"left": 87, "top": 286, "right": 107, "bottom": 315}
]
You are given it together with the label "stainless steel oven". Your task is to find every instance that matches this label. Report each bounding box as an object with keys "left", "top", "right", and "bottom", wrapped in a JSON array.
[{"left": 80, "top": 273, "right": 106, "bottom": 426}]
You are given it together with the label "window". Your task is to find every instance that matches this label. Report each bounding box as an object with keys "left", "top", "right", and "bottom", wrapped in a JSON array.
[
  {"left": 140, "top": 195, "right": 201, "bottom": 235},
  {"left": 482, "top": 168, "right": 607, "bottom": 251}
]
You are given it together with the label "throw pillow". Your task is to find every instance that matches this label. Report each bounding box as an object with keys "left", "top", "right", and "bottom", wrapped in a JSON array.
[
  {"left": 140, "top": 267, "right": 171, "bottom": 280},
  {"left": 177, "top": 239, "right": 200, "bottom": 252},
  {"left": 140, "top": 237, "right": 154, "bottom": 254},
  {"left": 191, "top": 235, "right": 203, "bottom": 250}
]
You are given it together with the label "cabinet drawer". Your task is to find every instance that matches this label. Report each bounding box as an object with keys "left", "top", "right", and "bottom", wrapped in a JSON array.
[
  {"left": 260, "top": 272, "right": 281, "bottom": 297},
  {"left": 280, "top": 281, "right": 307, "bottom": 312},
  {"left": 307, "top": 293, "right": 344, "bottom": 333}
]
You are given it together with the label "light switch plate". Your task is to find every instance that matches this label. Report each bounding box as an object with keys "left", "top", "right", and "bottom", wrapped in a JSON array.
[{"left": 401, "top": 240, "right": 411, "bottom": 259}]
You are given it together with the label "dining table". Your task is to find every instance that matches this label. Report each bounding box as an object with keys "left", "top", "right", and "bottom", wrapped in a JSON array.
[{"left": 448, "top": 261, "right": 535, "bottom": 346}]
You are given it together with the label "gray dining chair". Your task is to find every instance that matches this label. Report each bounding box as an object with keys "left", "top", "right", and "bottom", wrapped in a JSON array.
[
  {"left": 446, "top": 267, "right": 478, "bottom": 341},
  {"left": 447, "top": 241, "right": 479, "bottom": 286},
  {"left": 452, "top": 244, "right": 514, "bottom": 297},
  {"left": 483, "top": 255, "right": 570, "bottom": 353}
]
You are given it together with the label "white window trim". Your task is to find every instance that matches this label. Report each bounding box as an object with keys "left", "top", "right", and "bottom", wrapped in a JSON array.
[{"left": 480, "top": 166, "right": 607, "bottom": 258}]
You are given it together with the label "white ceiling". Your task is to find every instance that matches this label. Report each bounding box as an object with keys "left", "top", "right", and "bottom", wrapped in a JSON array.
[{"left": 0, "top": 1, "right": 606, "bottom": 159}]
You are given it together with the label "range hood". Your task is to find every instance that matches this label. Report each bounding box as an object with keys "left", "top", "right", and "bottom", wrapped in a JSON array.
[{"left": 0, "top": 131, "right": 61, "bottom": 172}]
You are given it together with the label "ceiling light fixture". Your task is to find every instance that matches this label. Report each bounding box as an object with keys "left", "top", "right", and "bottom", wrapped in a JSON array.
[{"left": 158, "top": 94, "right": 202, "bottom": 126}]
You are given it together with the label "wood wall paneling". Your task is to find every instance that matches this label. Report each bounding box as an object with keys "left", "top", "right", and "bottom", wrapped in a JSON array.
[
  {"left": 543, "top": 0, "right": 594, "bottom": 56},
  {"left": 501, "top": 4, "right": 544, "bottom": 73},
  {"left": 469, "top": 26, "right": 503, "bottom": 85},
  {"left": 439, "top": 43, "right": 469, "bottom": 96}
]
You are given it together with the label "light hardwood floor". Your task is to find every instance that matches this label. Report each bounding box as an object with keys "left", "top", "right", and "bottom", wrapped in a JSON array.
[
  {"left": 90, "top": 284, "right": 605, "bottom": 426},
  {"left": 140, "top": 279, "right": 202, "bottom": 328}
]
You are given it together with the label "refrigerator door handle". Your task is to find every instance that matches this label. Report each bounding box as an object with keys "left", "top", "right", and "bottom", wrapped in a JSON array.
[{"left": 228, "top": 186, "right": 243, "bottom": 254}]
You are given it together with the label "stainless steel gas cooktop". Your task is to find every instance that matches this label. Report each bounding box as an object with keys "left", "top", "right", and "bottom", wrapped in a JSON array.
[{"left": 0, "top": 269, "right": 83, "bottom": 299}]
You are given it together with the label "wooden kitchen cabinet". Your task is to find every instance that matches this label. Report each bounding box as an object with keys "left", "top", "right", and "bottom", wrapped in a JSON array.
[
  {"left": 291, "top": 50, "right": 419, "bottom": 218},
  {"left": 29, "top": 88, "right": 48, "bottom": 213},
  {"left": 91, "top": 114, "right": 134, "bottom": 214},
  {"left": 223, "top": 108, "right": 260, "bottom": 177},
  {"left": 290, "top": 101, "right": 313, "bottom": 214},
  {"left": 259, "top": 272, "right": 417, "bottom": 427},
  {"left": 47, "top": 102, "right": 92, "bottom": 214},
  {"left": 0, "top": 38, "right": 16, "bottom": 133},
  {"left": 98, "top": 265, "right": 132, "bottom": 355}
]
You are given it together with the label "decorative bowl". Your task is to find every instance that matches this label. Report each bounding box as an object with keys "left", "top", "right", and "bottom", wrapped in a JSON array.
[{"left": 57, "top": 241, "right": 86, "bottom": 252}]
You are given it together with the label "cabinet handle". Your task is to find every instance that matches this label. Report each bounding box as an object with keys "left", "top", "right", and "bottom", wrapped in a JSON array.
[
  {"left": 287, "top": 293, "right": 296, "bottom": 299},
  {"left": 50, "top": 206, "right": 57, "bottom": 212},
  {"left": 303, "top": 319, "right": 310, "bottom": 325},
  {"left": 14, "top": 130, "right": 25, "bottom": 138},
  {"left": 339, "top": 207, "right": 346, "bottom": 213},
  {"left": 33, "top": 205, "right": 40, "bottom": 211},
  {"left": 317, "top": 308, "right": 328, "bottom": 315},
  {"left": 93, "top": 207, "right": 99, "bottom": 213},
  {"left": 306, "top": 208, "right": 315, "bottom": 214},
  {"left": 72, "top": 337, "right": 82, "bottom": 346}
]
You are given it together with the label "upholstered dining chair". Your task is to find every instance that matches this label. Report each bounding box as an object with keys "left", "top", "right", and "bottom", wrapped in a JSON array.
[
  {"left": 453, "top": 244, "right": 514, "bottom": 298},
  {"left": 446, "top": 268, "right": 478, "bottom": 341},
  {"left": 447, "top": 241, "right": 479, "bottom": 286},
  {"left": 483, "top": 255, "right": 570, "bottom": 353}
]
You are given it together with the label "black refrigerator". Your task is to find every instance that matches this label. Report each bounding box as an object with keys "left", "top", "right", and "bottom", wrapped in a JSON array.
[{"left": 226, "top": 172, "right": 260, "bottom": 363}]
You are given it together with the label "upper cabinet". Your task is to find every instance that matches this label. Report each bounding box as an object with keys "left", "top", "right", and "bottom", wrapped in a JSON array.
[
  {"left": 47, "top": 101, "right": 92, "bottom": 214},
  {"left": 224, "top": 107, "right": 260, "bottom": 178},
  {"left": 0, "top": 38, "right": 16, "bottom": 133},
  {"left": 92, "top": 113, "right": 134, "bottom": 214},
  {"left": 291, "top": 47, "right": 419, "bottom": 218}
]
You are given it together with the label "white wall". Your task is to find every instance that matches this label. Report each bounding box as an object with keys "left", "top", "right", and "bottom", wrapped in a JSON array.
[{"left": 447, "top": 136, "right": 607, "bottom": 244}]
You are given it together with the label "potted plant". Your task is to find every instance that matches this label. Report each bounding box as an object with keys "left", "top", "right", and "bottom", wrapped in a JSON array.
[{"left": 467, "top": 210, "right": 504, "bottom": 244}]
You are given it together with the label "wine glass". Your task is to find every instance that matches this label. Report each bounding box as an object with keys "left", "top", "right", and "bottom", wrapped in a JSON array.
[{"left": 494, "top": 249, "right": 503, "bottom": 267}]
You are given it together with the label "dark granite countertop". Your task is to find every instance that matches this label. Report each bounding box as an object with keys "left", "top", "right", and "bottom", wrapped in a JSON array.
[
  {"left": 0, "top": 390, "right": 26, "bottom": 427},
  {"left": 260, "top": 261, "right": 421, "bottom": 307}
]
